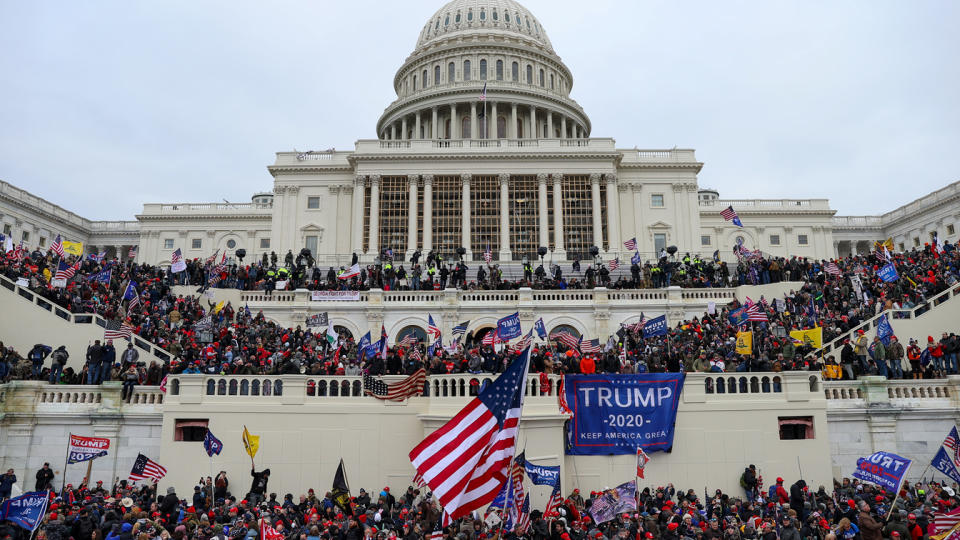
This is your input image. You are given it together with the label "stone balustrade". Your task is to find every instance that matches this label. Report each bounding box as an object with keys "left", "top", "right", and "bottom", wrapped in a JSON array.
[
  {"left": 824, "top": 376, "right": 960, "bottom": 408},
  {"left": 0, "top": 381, "right": 164, "bottom": 414}
]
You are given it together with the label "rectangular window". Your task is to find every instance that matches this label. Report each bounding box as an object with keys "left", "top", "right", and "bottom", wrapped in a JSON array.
[
  {"left": 948, "top": 224, "right": 956, "bottom": 236},
  {"left": 798, "top": 234, "right": 808, "bottom": 245},
  {"left": 701, "top": 235, "right": 711, "bottom": 246},
  {"left": 769, "top": 235, "right": 780, "bottom": 246},
  {"left": 164, "top": 239, "right": 174, "bottom": 249},
  {"left": 651, "top": 194, "right": 664, "bottom": 208},
  {"left": 561, "top": 175, "right": 594, "bottom": 259},
  {"left": 39, "top": 237, "right": 46, "bottom": 247},
  {"left": 305, "top": 235, "right": 318, "bottom": 255},
  {"left": 174, "top": 419, "right": 209, "bottom": 442},
  {"left": 913, "top": 237, "right": 920, "bottom": 247},
  {"left": 21, "top": 231, "right": 29, "bottom": 242},
  {"left": 654, "top": 233, "right": 667, "bottom": 254},
  {"left": 2, "top": 224, "right": 10, "bottom": 236},
  {"left": 260, "top": 238, "right": 270, "bottom": 249},
  {"left": 508, "top": 176, "right": 540, "bottom": 261},
  {"left": 433, "top": 175, "right": 463, "bottom": 256},
  {"left": 191, "top": 238, "right": 202, "bottom": 249},
  {"left": 898, "top": 243, "right": 904, "bottom": 251},
  {"left": 470, "top": 175, "right": 501, "bottom": 257},
  {"left": 778, "top": 416, "right": 814, "bottom": 440},
  {"left": 378, "top": 176, "right": 410, "bottom": 255},
  {"left": 307, "top": 196, "right": 321, "bottom": 209}
]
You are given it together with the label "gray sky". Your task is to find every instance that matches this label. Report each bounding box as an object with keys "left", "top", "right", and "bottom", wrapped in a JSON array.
[{"left": 1, "top": 1, "right": 958, "bottom": 221}]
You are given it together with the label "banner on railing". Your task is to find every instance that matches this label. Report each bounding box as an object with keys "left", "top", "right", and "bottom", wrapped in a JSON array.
[
  {"left": 67, "top": 434, "right": 110, "bottom": 464},
  {"left": 564, "top": 373, "right": 685, "bottom": 455},
  {"left": 310, "top": 291, "right": 361, "bottom": 301}
]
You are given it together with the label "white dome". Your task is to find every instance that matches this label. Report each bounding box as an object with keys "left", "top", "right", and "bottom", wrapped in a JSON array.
[{"left": 415, "top": 0, "right": 553, "bottom": 53}]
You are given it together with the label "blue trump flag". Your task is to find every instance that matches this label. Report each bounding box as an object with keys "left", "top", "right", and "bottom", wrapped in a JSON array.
[
  {"left": 86, "top": 268, "right": 112, "bottom": 284},
  {"left": 0, "top": 491, "right": 49, "bottom": 532},
  {"left": 642, "top": 315, "right": 667, "bottom": 338},
  {"left": 534, "top": 318, "right": 547, "bottom": 340},
  {"left": 498, "top": 312, "right": 522, "bottom": 341},
  {"left": 878, "top": 263, "right": 899, "bottom": 283},
  {"left": 523, "top": 460, "right": 560, "bottom": 487},
  {"left": 852, "top": 451, "right": 912, "bottom": 491},
  {"left": 728, "top": 306, "right": 750, "bottom": 326},
  {"left": 931, "top": 427, "right": 960, "bottom": 485},
  {"left": 203, "top": 429, "right": 223, "bottom": 457},
  {"left": 357, "top": 331, "right": 372, "bottom": 361},
  {"left": 631, "top": 252, "right": 641, "bottom": 265},
  {"left": 876, "top": 314, "right": 894, "bottom": 346},
  {"left": 564, "top": 373, "right": 685, "bottom": 455}
]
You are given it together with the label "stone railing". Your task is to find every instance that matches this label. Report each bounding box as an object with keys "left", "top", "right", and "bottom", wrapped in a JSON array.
[
  {"left": 701, "top": 199, "right": 832, "bottom": 211},
  {"left": 353, "top": 137, "right": 618, "bottom": 154},
  {"left": 823, "top": 376, "right": 960, "bottom": 408},
  {"left": 0, "top": 381, "right": 165, "bottom": 414},
  {"left": 88, "top": 221, "right": 140, "bottom": 232},
  {"left": 140, "top": 202, "right": 274, "bottom": 214},
  {"left": 832, "top": 216, "right": 884, "bottom": 228}
]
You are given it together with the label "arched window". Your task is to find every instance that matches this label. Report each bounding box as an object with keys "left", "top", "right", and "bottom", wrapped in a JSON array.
[
  {"left": 229, "top": 380, "right": 238, "bottom": 395},
  {"left": 511, "top": 62, "right": 519, "bottom": 82},
  {"left": 525, "top": 17, "right": 530, "bottom": 29},
  {"left": 444, "top": 118, "right": 451, "bottom": 139},
  {"left": 497, "top": 116, "right": 506, "bottom": 139},
  {"left": 412, "top": 75, "right": 417, "bottom": 91},
  {"left": 516, "top": 117, "right": 523, "bottom": 138},
  {"left": 551, "top": 324, "right": 582, "bottom": 339},
  {"left": 492, "top": 9, "right": 498, "bottom": 21},
  {"left": 240, "top": 379, "right": 249, "bottom": 395},
  {"left": 263, "top": 380, "right": 272, "bottom": 396},
  {"left": 467, "top": 9, "right": 473, "bottom": 21},
  {"left": 480, "top": 59, "right": 487, "bottom": 80},
  {"left": 206, "top": 380, "right": 215, "bottom": 395},
  {"left": 526, "top": 65, "right": 533, "bottom": 84},
  {"left": 550, "top": 74, "right": 554, "bottom": 89},
  {"left": 434, "top": 65, "right": 440, "bottom": 86},
  {"left": 275, "top": 380, "right": 283, "bottom": 396},
  {"left": 463, "top": 60, "right": 471, "bottom": 81},
  {"left": 436, "top": 18, "right": 440, "bottom": 30},
  {"left": 496, "top": 60, "right": 503, "bottom": 80},
  {"left": 539, "top": 69, "right": 545, "bottom": 87},
  {"left": 397, "top": 325, "right": 428, "bottom": 344},
  {"left": 455, "top": 11, "right": 461, "bottom": 23},
  {"left": 444, "top": 14, "right": 449, "bottom": 26},
  {"left": 217, "top": 380, "right": 226, "bottom": 395},
  {"left": 448, "top": 62, "right": 455, "bottom": 82},
  {"left": 505, "top": 11, "right": 510, "bottom": 22},
  {"left": 251, "top": 379, "right": 260, "bottom": 396},
  {"left": 171, "top": 379, "right": 179, "bottom": 396},
  {"left": 461, "top": 116, "right": 471, "bottom": 138},
  {"left": 423, "top": 69, "right": 427, "bottom": 87},
  {"left": 480, "top": 8, "right": 485, "bottom": 20}
]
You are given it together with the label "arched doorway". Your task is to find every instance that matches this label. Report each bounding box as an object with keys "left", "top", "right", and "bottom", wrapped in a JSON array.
[
  {"left": 396, "top": 325, "right": 427, "bottom": 345},
  {"left": 550, "top": 324, "right": 581, "bottom": 339},
  {"left": 333, "top": 325, "right": 353, "bottom": 341}
]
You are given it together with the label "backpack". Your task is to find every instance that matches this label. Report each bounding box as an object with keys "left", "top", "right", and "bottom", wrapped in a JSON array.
[
  {"left": 53, "top": 350, "right": 69, "bottom": 365},
  {"left": 740, "top": 471, "right": 748, "bottom": 489}
]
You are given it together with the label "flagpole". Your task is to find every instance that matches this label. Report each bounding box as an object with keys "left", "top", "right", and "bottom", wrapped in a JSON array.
[
  {"left": 61, "top": 433, "right": 72, "bottom": 492},
  {"left": 884, "top": 461, "right": 911, "bottom": 524}
]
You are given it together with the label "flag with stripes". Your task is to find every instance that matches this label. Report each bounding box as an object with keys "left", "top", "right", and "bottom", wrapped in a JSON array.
[
  {"left": 364, "top": 368, "right": 426, "bottom": 402},
  {"left": 550, "top": 331, "right": 581, "bottom": 351},
  {"left": 608, "top": 259, "right": 620, "bottom": 271},
  {"left": 128, "top": 453, "right": 167, "bottom": 482},
  {"left": 428, "top": 516, "right": 444, "bottom": 540},
  {"left": 557, "top": 375, "right": 573, "bottom": 416},
  {"left": 452, "top": 321, "right": 469, "bottom": 337},
  {"left": 408, "top": 346, "right": 423, "bottom": 363},
  {"left": 123, "top": 281, "right": 140, "bottom": 311},
  {"left": 482, "top": 329, "right": 499, "bottom": 346},
  {"left": 428, "top": 314, "right": 442, "bottom": 340},
  {"left": 934, "top": 508, "right": 960, "bottom": 534},
  {"left": 399, "top": 333, "right": 418, "bottom": 347},
  {"left": 943, "top": 426, "right": 960, "bottom": 467},
  {"left": 543, "top": 482, "right": 563, "bottom": 518},
  {"left": 580, "top": 338, "right": 601, "bottom": 354},
  {"left": 259, "top": 519, "right": 285, "bottom": 540},
  {"left": 54, "top": 260, "right": 80, "bottom": 282},
  {"left": 409, "top": 350, "right": 530, "bottom": 520},
  {"left": 824, "top": 261, "right": 841, "bottom": 276},
  {"left": 745, "top": 303, "right": 768, "bottom": 322},
  {"left": 338, "top": 263, "right": 361, "bottom": 280},
  {"left": 720, "top": 205, "right": 743, "bottom": 227},
  {"left": 484, "top": 245, "right": 492, "bottom": 264},
  {"left": 479, "top": 82, "right": 487, "bottom": 101},
  {"left": 413, "top": 471, "right": 427, "bottom": 488},
  {"left": 104, "top": 320, "right": 133, "bottom": 340},
  {"left": 510, "top": 331, "right": 533, "bottom": 354},
  {"left": 51, "top": 235, "right": 65, "bottom": 257},
  {"left": 623, "top": 316, "right": 647, "bottom": 333},
  {"left": 205, "top": 249, "right": 220, "bottom": 265},
  {"left": 128, "top": 246, "right": 137, "bottom": 258},
  {"left": 623, "top": 237, "right": 637, "bottom": 251}
]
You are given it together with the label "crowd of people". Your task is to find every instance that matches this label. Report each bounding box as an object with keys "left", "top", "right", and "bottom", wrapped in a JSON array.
[
  {"left": 1, "top": 240, "right": 958, "bottom": 393},
  {"left": 1, "top": 462, "right": 958, "bottom": 540}
]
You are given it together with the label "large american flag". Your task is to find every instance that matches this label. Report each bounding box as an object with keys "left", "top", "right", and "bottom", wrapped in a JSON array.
[
  {"left": 409, "top": 351, "right": 530, "bottom": 520},
  {"left": 364, "top": 368, "right": 426, "bottom": 402},
  {"left": 482, "top": 329, "right": 499, "bottom": 346},
  {"left": 550, "top": 331, "right": 581, "bottom": 351},
  {"left": 428, "top": 315, "right": 442, "bottom": 340},
  {"left": 824, "top": 261, "right": 842, "bottom": 276},
  {"left": 745, "top": 303, "right": 768, "bottom": 322},
  {"left": 399, "top": 333, "right": 418, "bottom": 347},
  {"left": 51, "top": 235, "right": 65, "bottom": 257},
  {"left": 54, "top": 260, "right": 80, "bottom": 281},
  {"left": 171, "top": 248, "right": 183, "bottom": 264},
  {"left": 580, "top": 338, "right": 602, "bottom": 354},
  {"left": 943, "top": 427, "right": 960, "bottom": 468},
  {"left": 104, "top": 320, "right": 133, "bottom": 340},
  {"left": 934, "top": 508, "right": 960, "bottom": 534},
  {"left": 720, "top": 206, "right": 742, "bottom": 226},
  {"left": 623, "top": 237, "right": 637, "bottom": 251},
  {"left": 128, "top": 453, "right": 167, "bottom": 482},
  {"left": 509, "top": 332, "right": 532, "bottom": 354}
]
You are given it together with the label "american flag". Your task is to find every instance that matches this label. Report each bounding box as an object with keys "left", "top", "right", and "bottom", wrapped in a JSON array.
[
  {"left": 408, "top": 346, "right": 423, "bottom": 363},
  {"left": 943, "top": 427, "right": 960, "bottom": 468},
  {"left": 934, "top": 508, "right": 960, "bottom": 534},
  {"left": 205, "top": 249, "right": 220, "bottom": 265},
  {"left": 259, "top": 519, "right": 285, "bottom": 540},
  {"left": 510, "top": 331, "right": 532, "bottom": 353},
  {"left": 550, "top": 331, "right": 581, "bottom": 351},
  {"left": 479, "top": 82, "right": 487, "bottom": 101},
  {"left": 128, "top": 453, "right": 167, "bottom": 482},
  {"left": 720, "top": 206, "right": 743, "bottom": 227},
  {"left": 171, "top": 248, "right": 183, "bottom": 265},
  {"left": 515, "top": 496, "right": 531, "bottom": 534},
  {"left": 8, "top": 241, "right": 25, "bottom": 261},
  {"left": 54, "top": 260, "right": 80, "bottom": 281},
  {"left": 399, "top": 333, "right": 418, "bottom": 347},
  {"left": 413, "top": 471, "right": 427, "bottom": 488},
  {"left": 557, "top": 375, "right": 573, "bottom": 416},
  {"left": 580, "top": 338, "right": 601, "bottom": 354},
  {"left": 608, "top": 259, "right": 620, "bottom": 271},
  {"left": 104, "top": 319, "right": 133, "bottom": 340},
  {"left": 409, "top": 350, "right": 530, "bottom": 520},
  {"left": 428, "top": 517, "right": 444, "bottom": 540},
  {"left": 624, "top": 316, "right": 647, "bottom": 333},
  {"left": 543, "top": 483, "right": 563, "bottom": 518},
  {"left": 51, "top": 235, "right": 65, "bottom": 257},
  {"left": 428, "top": 315, "right": 442, "bottom": 339},
  {"left": 484, "top": 245, "right": 492, "bottom": 264},
  {"left": 482, "top": 329, "right": 499, "bottom": 346},
  {"left": 452, "top": 321, "right": 470, "bottom": 337},
  {"left": 128, "top": 246, "right": 138, "bottom": 258},
  {"left": 824, "top": 261, "right": 841, "bottom": 276},
  {"left": 364, "top": 368, "right": 426, "bottom": 402},
  {"left": 745, "top": 303, "right": 768, "bottom": 322},
  {"left": 624, "top": 237, "right": 637, "bottom": 251},
  {"left": 123, "top": 281, "right": 140, "bottom": 311}
]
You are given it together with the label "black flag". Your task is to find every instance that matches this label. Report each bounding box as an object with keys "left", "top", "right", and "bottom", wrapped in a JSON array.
[{"left": 332, "top": 459, "right": 353, "bottom": 516}]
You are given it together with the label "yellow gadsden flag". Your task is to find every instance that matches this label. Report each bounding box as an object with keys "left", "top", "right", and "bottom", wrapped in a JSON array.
[
  {"left": 212, "top": 301, "right": 226, "bottom": 314},
  {"left": 873, "top": 238, "right": 894, "bottom": 252},
  {"left": 735, "top": 331, "right": 753, "bottom": 355},
  {"left": 790, "top": 328, "right": 823, "bottom": 349},
  {"left": 242, "top": 425, "right": 260, "bottom": 458},
  {"left": 62, "top": 241, "right": 84, "bottom": 256}
]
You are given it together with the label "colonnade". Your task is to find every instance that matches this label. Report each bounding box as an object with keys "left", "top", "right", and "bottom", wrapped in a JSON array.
[{"left": 381, "top": 102, "right": 586, "bottom": 140}]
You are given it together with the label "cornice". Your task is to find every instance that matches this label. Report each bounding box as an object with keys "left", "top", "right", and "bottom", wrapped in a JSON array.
[
  {"left": 349, "top": 151, "right": 622, "bottom": 162},
  {"left": 268, "top": 166, "right": 354, "bottom": 177},
  {"left": 136, "top": 214, "right": 272, "bottom": 222},
  {"left": 618, "top": 161, "right": 704, "bottom": 173}
]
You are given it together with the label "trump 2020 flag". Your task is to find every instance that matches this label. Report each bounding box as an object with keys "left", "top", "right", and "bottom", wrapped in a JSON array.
[
  {"left": 932, "top": 426, "right": 960, "bottom": 485},
  {"left": 0, "top": 491, "right": 50, "bottom": 532},
  {"left": 852, "top": 451, "right": 911, "bottom": 491},
  {"left": 534, "top": 318, "right": 547, "bottom": 340},
  {"left": 878, "top": 263, "right": 899, "bottom": 283},
  {"left": 876, "top": 313, "right": 894, "bottom": 346},
  {"left": 497, "top": 312, "right": 522, "bottom": 341},
  {"left": 203, "top": 429, "right": 223, "bottom": 457}
]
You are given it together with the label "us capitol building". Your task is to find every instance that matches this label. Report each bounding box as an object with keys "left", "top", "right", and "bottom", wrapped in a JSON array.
[{"left": 6, "top": 0, "right": 957, "bottom": 268}]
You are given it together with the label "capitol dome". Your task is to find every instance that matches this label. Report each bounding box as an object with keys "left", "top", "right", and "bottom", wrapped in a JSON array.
[{"left": 376, "top": 0, "right": 590, "bottom": 141}]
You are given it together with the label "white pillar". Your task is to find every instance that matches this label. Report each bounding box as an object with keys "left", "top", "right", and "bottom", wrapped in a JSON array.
[
  {"left": 451, "top": 104, "right": 459, "bottom": 139},
  {"left": 401, "top": 117, "right": 408, "bottom": 140},
  {"left": 431, "top": 107, "right": 438, "bottom": 139},
  {"left": 605, "top": 173, "right": 621, "bottom": 255},
  {"left": 461, "top": 174, "right": 472, "bottom": 257},
  {"left": 590, "top": 173, "right": 604, "bottom": 252},
  {"left": 546, "top": 111, "right": 553, "bottom": 139},
  {"left": 351, "top": 176, "right": 364, "bottom": 254},
  {"left": 470, "top": 102, "right": 478, "bottom": 139},
  {"left": 423, "top": 175, "right": 434, "bottom": 251},
  {"left": 530, "top": 106, "right": 537, "bottom": 139},
  {"left": 561, "top": 116, "right": 567, "bottom": 139},
  {"left": 491, "top": 101, "right": 498, "bottom": 138},
  {"left": 407, "top": 175, "right": 419, "bottom": 257},
  {"left": 552, "top": 172, "right": 566, "bottom": 256},
  {"left": 415, "top": 112, "right": 421, "bottom": 140},
  {"left": 499, "top": 173, "right": 511, "bottom": 260},
  {"left": 368, "top": 175, "right": 381, "bottom": 254},
  {"left": 390, "top": 124, "right": 396, "bottom": 140},
  {"left": 537, "top": 173, "right": 549, "bottom": 249},
  {"left": 511, "top": 103, "right": 518, "bottom": 139}
]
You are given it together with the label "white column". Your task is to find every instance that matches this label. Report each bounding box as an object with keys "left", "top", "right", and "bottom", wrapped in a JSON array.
[
  {"left": 499, "top": 173, "right": 511, "bottom": 260},
  {"left": 390, "top": 124, "right": 396, "bottom": 140},
  {"left": 431, "top": 107, "right": 438, "bottom": 139},
  {"left": 546, "top": 111, "right": 553, "bottom": 139},
  {"left": 368, "top": 175, "right": 381, "bottom": 254},
  {"left": 552, "top": 172, "right": 566, "bottom": 256},
  {"left": 470, "top": 102, "right": 478, "bottom": 139},
  {"left": 407, "top": 175, "right": 419, "bottom": 257},
  {"left": 561, "top": 116, "right": 567, "bottom": 139},
  {"left": 451, "top": 104, "right": 459, "bottom": 139},
  {"left": 605, "top": 173, "right": 622, "bottom": 255},
  {"left": 401, "top": 117, "right": 408, "bottom": 140},
  {"left": 511, "top": 103, "right": 518, "bottom": 139},
  {"left": 415, "top": 112, "right": 421, "bottom": 140},
  {"left": 537, "top": 173, "right": 549, "bottom": 249},
  {"left": 491, "top": 102, "right": 498, "bottom": 138},
  {"left": 530, "top": 106, "right": 537, "bottom": 139},
  {"left": 351, "top": 176, "right": 364, "bottom": 254},
  {"left": 423, "top": 175, "right": 434, "bottom": 251},
  {"left": 632, "top": 185, "right": 643, "bottom": 249},
  {"left": 461, "top": 174, "right": 472, "bottom": 257},
  {"left": 590, "top": 173, "right": 604, "bottom": 252}
]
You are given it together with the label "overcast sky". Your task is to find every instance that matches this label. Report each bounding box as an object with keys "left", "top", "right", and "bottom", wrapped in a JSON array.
[{"left": 1, "top": 1, "right": 958, "bottom": 221}]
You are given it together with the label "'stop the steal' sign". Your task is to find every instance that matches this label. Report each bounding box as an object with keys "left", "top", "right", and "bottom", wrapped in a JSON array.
[{"left": 564, "top": 373, "right": 685, "bottom": 455}]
